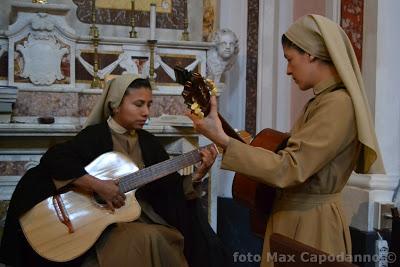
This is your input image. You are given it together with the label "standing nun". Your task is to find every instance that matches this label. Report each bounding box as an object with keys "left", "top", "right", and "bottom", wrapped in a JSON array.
[{"left": 187, "top": 15, "right": 385, "bottom": 266}]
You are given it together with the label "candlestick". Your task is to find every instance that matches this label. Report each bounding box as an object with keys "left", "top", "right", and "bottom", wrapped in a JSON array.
[
  {"left": 149, "top": 3, "right": 156, "bottom": 40},
  {"left": 181, "top": 0, "right": 189, "bottom": 41},
  {"left": 129, "top": 0, "right": 138, "bottom": 38},
  {"left": 90, "top": 0, "right": 100, "bottom": 88},
  {"left": 147, "top": 40, "right": 157, "bottom": 89}
]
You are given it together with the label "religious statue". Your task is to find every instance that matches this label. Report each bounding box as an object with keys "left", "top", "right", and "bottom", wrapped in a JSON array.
[{"left": 206, "top": 28, "right": 239, "bottom": 83}]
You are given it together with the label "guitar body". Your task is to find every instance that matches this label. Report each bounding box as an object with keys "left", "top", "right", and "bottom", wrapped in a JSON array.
[
  {"left": 19, "top": 152, "right": 142, "bottom": 262},
  {"left": 232, "top": 128, "right": 290, "bottom": 237}
]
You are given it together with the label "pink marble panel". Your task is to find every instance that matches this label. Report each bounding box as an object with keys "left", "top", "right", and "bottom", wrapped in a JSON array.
[
  {"left": 150, "top": 96, "right": 186, "bottom": 117},
  {"left": 14, "top": 92, "right": 79, "bottom": 117},
  {"left": 0, "top": 52, "right": 7, "bottom": 79},
  {"left": 150, "top": 95, "right": 187, "bottom": 117},
  {"left": 0, "top": 161, "right": 28, "bottom": 176},
  {"left": 78, "top": 93, "right": 99, "bottom": 117},
  {"left": 80, "top": 94, "right": 188, "bottom": 118}
]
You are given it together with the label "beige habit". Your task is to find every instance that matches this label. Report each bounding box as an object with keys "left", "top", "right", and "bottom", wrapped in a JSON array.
[{"left": 221, "top": 15, "right": 385, "bottom": 267}]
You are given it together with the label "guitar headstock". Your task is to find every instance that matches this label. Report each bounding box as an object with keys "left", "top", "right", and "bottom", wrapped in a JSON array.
[{"left": 174, "top": 66, "right": 217, "bottom": 118}]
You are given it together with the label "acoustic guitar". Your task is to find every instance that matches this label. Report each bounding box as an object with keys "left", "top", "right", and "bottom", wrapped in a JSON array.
[
  {"left": 19, "top": 144, "right": 214, "bottom": 262},
  {"left": 175, "top": 66, "right": 290, "bottom": 237}
]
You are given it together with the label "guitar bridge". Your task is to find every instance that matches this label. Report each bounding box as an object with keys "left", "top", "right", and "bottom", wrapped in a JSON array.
[{"left": 52, "top": 194, "right": 74, "bottom": 233}]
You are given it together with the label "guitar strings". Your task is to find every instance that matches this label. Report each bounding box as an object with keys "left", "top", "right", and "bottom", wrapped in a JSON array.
[{"left": 118, "top": 144, "right": 213, "bottom": 193}]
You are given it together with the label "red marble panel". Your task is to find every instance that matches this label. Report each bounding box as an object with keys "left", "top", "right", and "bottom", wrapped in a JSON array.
[
  {"left": 0, "top": 52, "right": 8, "bottom": 80},
  {"left": 150, "top": 95, "right": 187, "bottom": 117},
  {"left": 245, "top": 0, "right": 259, "bottom": 136},
  {"left": 341, "top": 0, "right": 364, "bottom": 67}
]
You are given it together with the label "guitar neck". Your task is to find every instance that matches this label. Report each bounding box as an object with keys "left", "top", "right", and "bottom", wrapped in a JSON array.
[
  {"left": 218, "top": 113, "right": 246, "bottom": 143},
  {"left": 118, "top": 144, "right": 214, "bottom": 193}
]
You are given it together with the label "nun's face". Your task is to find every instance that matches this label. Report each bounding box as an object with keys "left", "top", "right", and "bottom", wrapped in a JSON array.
[
  {"left": 283, "top": 45, "right": 316, "bottom": 91},
  {"left": 113, "top": 87, "right": 152, "bottom": 130}
]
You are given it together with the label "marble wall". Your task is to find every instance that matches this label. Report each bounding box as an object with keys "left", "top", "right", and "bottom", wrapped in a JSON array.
[
  {"left": 12, "top": 91, "right": 188, "bottom": 119},
  {"left": 73, "top": 0, "right": 185, "bottom": 29}
]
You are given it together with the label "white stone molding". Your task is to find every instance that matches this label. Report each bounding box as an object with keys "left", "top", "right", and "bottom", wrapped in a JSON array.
[
  {"left": 347, "top": 173, "right": 399, "bottom": 191},
  {"left": 24, "top": 160, "right": 39, "bottom": 171},
  {"left": 343, "top": 174, "right": 399, "bottom": 231},
  {"left": 7, "top": 2, "right": 75, "bottom": 38},
  {"left": 0, "top": 176, "right": 21, "bottom": 200}
]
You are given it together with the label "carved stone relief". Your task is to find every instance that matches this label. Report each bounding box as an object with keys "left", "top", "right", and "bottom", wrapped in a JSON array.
[{"left": 14, "top": 13, "right": 69, "bottom": 85}]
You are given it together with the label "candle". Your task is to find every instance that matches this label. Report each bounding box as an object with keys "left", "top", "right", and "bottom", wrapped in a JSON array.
[{"left": 150, "top": 3, "right": 156, "bottom": 40}]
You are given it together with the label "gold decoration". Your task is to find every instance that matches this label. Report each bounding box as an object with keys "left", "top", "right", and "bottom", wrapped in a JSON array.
[
  {"left": 32, "top": 0, "right": 48, "bottom": 3},
  {"left": 206, "top": 79, "right": 218, "bottom": 96}
]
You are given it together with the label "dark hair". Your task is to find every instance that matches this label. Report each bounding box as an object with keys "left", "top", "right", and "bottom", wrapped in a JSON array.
[
  {"left": 125, "top": 78, "right": 152, "bottom": 96},
  {"left": 281, "top": 34, "right": 306, "bottom": 54},
  {"left": 281, "top": 34, "right": 333, "bottom": 65}
]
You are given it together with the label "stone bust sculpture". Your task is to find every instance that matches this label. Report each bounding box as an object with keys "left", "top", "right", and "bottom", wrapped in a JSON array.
[{"left": 207, "top": 29, "right": 239, "bottom": 83}]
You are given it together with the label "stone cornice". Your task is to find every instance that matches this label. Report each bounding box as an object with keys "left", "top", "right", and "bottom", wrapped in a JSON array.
[{"left": 347, "top": 173, "right": 399, "bottom": 191}]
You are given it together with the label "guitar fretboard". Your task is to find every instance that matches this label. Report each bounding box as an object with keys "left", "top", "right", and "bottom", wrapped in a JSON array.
[{"left": 118, "top": 144, "right": 214, "bottom": 193}]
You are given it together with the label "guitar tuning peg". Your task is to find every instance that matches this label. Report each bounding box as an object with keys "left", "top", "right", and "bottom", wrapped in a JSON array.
[
  {"left": 211, "top": 87, "right": 218, "bottom": 96},
  {"left": 191, "top": 102, "right": 199, "bottom": 110},
  {"left": 205, "top": 79, "right": 218, "bottom": 96},
  {"left": 192, "top": 107, "right": 204, "bottom": 118}
]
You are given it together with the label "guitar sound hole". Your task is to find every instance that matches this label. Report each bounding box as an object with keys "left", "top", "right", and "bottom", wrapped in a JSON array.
[{"left": 94, "top": 193, "right": 106, "bottom": 205}]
